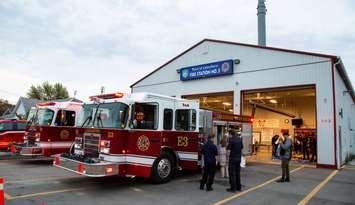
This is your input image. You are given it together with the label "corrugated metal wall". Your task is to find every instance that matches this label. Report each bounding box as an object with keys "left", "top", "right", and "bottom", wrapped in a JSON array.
[{"left": 334, "top": 67, "right": 355, "bottom": 166}]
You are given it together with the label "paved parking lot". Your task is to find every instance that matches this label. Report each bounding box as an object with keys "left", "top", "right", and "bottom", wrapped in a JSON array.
[{"left": 1, "top": 157, "right": 355, "bottom": 205}]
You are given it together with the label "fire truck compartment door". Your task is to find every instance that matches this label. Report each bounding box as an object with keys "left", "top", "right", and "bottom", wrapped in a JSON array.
[{"left": 241, "top": 123, "right": 253, "bottom": 155}]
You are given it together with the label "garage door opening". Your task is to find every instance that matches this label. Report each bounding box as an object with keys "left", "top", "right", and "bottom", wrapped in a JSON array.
[{"left": 242, "top": 86, "right": 317, "bottom": 164}]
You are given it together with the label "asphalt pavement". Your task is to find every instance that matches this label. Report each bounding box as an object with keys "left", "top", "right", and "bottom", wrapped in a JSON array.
[{"left": 0, "top": 158, "right": 354, "bottom": 205}]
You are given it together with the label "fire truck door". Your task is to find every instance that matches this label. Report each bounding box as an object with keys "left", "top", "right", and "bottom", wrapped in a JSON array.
[
  {"left": 127, "top": 130, "right": 161, "bottom": 159},
  {"left": 241, "top": 123, "right": 253, "bottom": 156}
]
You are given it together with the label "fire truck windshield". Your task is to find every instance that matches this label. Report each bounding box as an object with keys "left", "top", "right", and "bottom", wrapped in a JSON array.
[
  {"left": 78, "top": 102, "right": 129, "bottom": 128},
  {"left": 0, "top": 122, "right": 12, "bottom": 131},
  {"left": 31, "top": 108, "right": 55, "bottom": 126}
]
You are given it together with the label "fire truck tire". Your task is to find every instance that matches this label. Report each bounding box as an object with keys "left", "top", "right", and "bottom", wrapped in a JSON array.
[{"left": 151, "top": 152, "right": 175, "bottom": 184}]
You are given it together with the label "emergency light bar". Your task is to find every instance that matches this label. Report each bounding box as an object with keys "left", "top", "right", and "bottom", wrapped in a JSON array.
[
  {"left": 37, "top": 102, "right": 56, "bottom": 106},
  {"left": 89, "top": 92, "right": 124, "bottom": 100}
]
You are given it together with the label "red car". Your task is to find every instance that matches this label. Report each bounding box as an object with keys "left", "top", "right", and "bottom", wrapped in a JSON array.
[{"left": 0, "top": 119, "right": 27, "bottom": 150}]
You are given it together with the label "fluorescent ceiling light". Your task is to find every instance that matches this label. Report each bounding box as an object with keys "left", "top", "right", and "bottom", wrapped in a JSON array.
[
  {"left": 269, "top": 99, "right": 277, "bottom": 104},
  {"left": 222, "top": 102, "right": 232, "bottom": 106}
]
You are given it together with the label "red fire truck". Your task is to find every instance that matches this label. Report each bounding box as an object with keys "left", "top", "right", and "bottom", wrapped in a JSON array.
[
  {"left": 0, "top": 119, "right": 27, "bottom": 150},
  {"left": 54, "top": 92, "right": 252, "bottom": 183},
  {"left": 12, "top": 99, "right": 82, "bottom": 157}
]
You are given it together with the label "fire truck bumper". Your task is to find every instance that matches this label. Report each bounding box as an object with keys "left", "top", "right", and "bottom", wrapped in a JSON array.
[
  {"left": 12, "top": 144, "right": 44, "bottom": 156},
  {"left": 53, "top": 156, "right": 119, "bottom": 177}
]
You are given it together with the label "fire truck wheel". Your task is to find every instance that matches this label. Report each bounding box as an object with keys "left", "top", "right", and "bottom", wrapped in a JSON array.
[{"left": 151, "top": 152, "right": 175, "bottom": 184}]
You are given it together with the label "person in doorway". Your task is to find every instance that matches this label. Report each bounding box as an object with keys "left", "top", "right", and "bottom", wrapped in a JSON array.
[
  {"left": 227, "top": 129, "right": 243, "bottom": 192},
  {"left": 310, "top": 136, "right": 317, "bottom": 162},
  {"left": 302, "top": 136, "right": 310, "bottom": 160},
  {"left": 218, "top": 138, "right": 229, "bottom": 178},
  {"left": 276, "top": 131, "right": 293, "bottom": 183},
  {"left": 255, "top": 140, "right": 259, "bottom": 153},
  {"left": 200, "top": 134, "right": 218, "bottom": 191}
]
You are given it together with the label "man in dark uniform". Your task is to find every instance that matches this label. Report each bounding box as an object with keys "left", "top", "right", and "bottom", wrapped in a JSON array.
[
  {"left": 200, "top": 134, "right": 218, "bottom": 191},
  {"left": 227, "top": 129, "right": 243, "bottom": 192}
]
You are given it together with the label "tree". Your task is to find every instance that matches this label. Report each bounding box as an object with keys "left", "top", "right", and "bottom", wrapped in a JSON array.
[
  {"left": 27, "top": 82, "right": 69, "bottom": 100},
  {"left": 0, "top": 99, "right": 14, "bottom": 116}
]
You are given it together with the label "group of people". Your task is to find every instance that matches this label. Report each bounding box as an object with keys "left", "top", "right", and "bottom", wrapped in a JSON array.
[
  {"left": 272, "top": 132, "right": 316, "bottom": 162},
  {"left": 294, "top": 134, "right": 317, "bottom": 162},
  {"left": 200, "top": 130, "right": 293, "bottom": 192},
  {"left": 200, "top": 129, "right": 243, "bottom": 192}
]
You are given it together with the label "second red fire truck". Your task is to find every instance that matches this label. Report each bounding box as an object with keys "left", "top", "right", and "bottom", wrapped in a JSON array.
[
  {"left": 54, "top": 92, "right": 252, "bottom": 183},
  {"left": 12, "top": 99, "right": 82, "bottom": 157},
  {"left": 0, "top": 119, "right": 27, "bottom": 150}
]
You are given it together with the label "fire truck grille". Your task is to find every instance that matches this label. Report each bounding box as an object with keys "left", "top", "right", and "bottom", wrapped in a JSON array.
[
  {"left": 27, "top": 137, "right": 36, "bottom": 146},
  {"left": 83, "top": 133, "right": 100, "bottom": 158}
]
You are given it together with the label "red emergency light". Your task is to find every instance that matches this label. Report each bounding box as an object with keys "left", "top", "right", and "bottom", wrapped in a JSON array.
[
  {"left": 37, "top": 102, "right": 56, "bottom": 106},
  {"left": 89, "top": 92, "right": 124, "bottom": 100}
]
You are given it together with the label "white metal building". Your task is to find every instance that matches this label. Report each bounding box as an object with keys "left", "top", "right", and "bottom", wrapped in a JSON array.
[{"left": 131, "top": 39, "right": 355, "bottom": 169}]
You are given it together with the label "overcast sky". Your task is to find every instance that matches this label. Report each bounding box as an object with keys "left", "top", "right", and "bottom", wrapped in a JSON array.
[{"left": 0, "top": 0, "right": 354, "bottom": 104}]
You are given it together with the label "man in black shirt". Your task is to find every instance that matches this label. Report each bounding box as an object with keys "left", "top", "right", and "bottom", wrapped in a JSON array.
[
  {"left": 200, "top": 134, "right": 218, "bottom": 191},
  {"left": 227, "top": 129, "right": 243, "bottom": 192}
]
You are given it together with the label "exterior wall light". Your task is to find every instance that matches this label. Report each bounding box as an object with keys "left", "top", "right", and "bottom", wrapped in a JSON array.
[{"left": 343, "top": 90, "right": 351, "bottom": 95}]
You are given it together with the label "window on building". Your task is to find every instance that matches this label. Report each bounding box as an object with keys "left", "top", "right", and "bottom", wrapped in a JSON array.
[
  {"left": 54, "top": 110, "right": 76, "bottom": 126},
  {"left": 175, "top": 109, "right": 196, "bottom": 131},
  {"left": 163, "top": 109, "right": 173, "bottom": 130},
  {"left": 131, "top": 103, "right": 158, "bottom": 130}
]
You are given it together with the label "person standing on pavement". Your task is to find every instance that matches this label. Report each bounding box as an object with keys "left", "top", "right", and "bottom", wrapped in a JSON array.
[
  {"left": 218, "top": 138, "right": 228, "bottom": 178},
  {"left": 200, "top": 134, "right": 218, "bottom": 191},
  {"left": 276, "top": 131, "right": 293, "bottom": 182},
  {"left": 227, "top": 129, "right": 243, "bottom": 192}
]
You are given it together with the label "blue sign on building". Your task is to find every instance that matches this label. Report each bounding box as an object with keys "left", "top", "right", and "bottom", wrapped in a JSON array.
[{"left": 180, "top": 59, "right": 234, "bottom": 81}]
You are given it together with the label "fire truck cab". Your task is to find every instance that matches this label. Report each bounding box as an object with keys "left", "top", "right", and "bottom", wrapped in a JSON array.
[
  {"left": 0, "top": 119, "right": 27, "bottom": 150},
  {"left": 54, "top": 92, "right": 253, "bottom": 183},
  {"left": 12, "top": 99, "right": 82, "bottom": 157}
]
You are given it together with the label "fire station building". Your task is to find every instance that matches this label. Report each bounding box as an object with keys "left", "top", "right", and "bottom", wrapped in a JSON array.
[{"left": 130, "top": 39, "right": 355, "bottom": 169}]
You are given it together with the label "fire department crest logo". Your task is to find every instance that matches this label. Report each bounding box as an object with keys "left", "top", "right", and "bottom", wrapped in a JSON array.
[
  {"left": 221, "top": 62, "right": 230, "bottom": 73},
  {"left": 181, "top": 69, "right": 189, "bottom": 79},
  {"left": 60, "top": 130, "right": 70, "bottom": 140},
  {"left": 137, "top": 135, "right": 150, "bottom": 151}
]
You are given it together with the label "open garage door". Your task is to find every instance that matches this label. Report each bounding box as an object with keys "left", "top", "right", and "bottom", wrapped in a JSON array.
[{"left": 241, "top": 86, "right": 317, "bottom": 164}]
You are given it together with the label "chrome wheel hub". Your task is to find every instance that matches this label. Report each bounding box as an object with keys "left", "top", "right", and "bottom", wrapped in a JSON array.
[{"left": 157, "top": 158, "right": 171, "bottom": 179}]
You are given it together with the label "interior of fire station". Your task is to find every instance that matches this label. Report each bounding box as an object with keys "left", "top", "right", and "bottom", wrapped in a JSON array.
[{"left": 184, "top": 85, "right": 317, "bottom": 164}]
